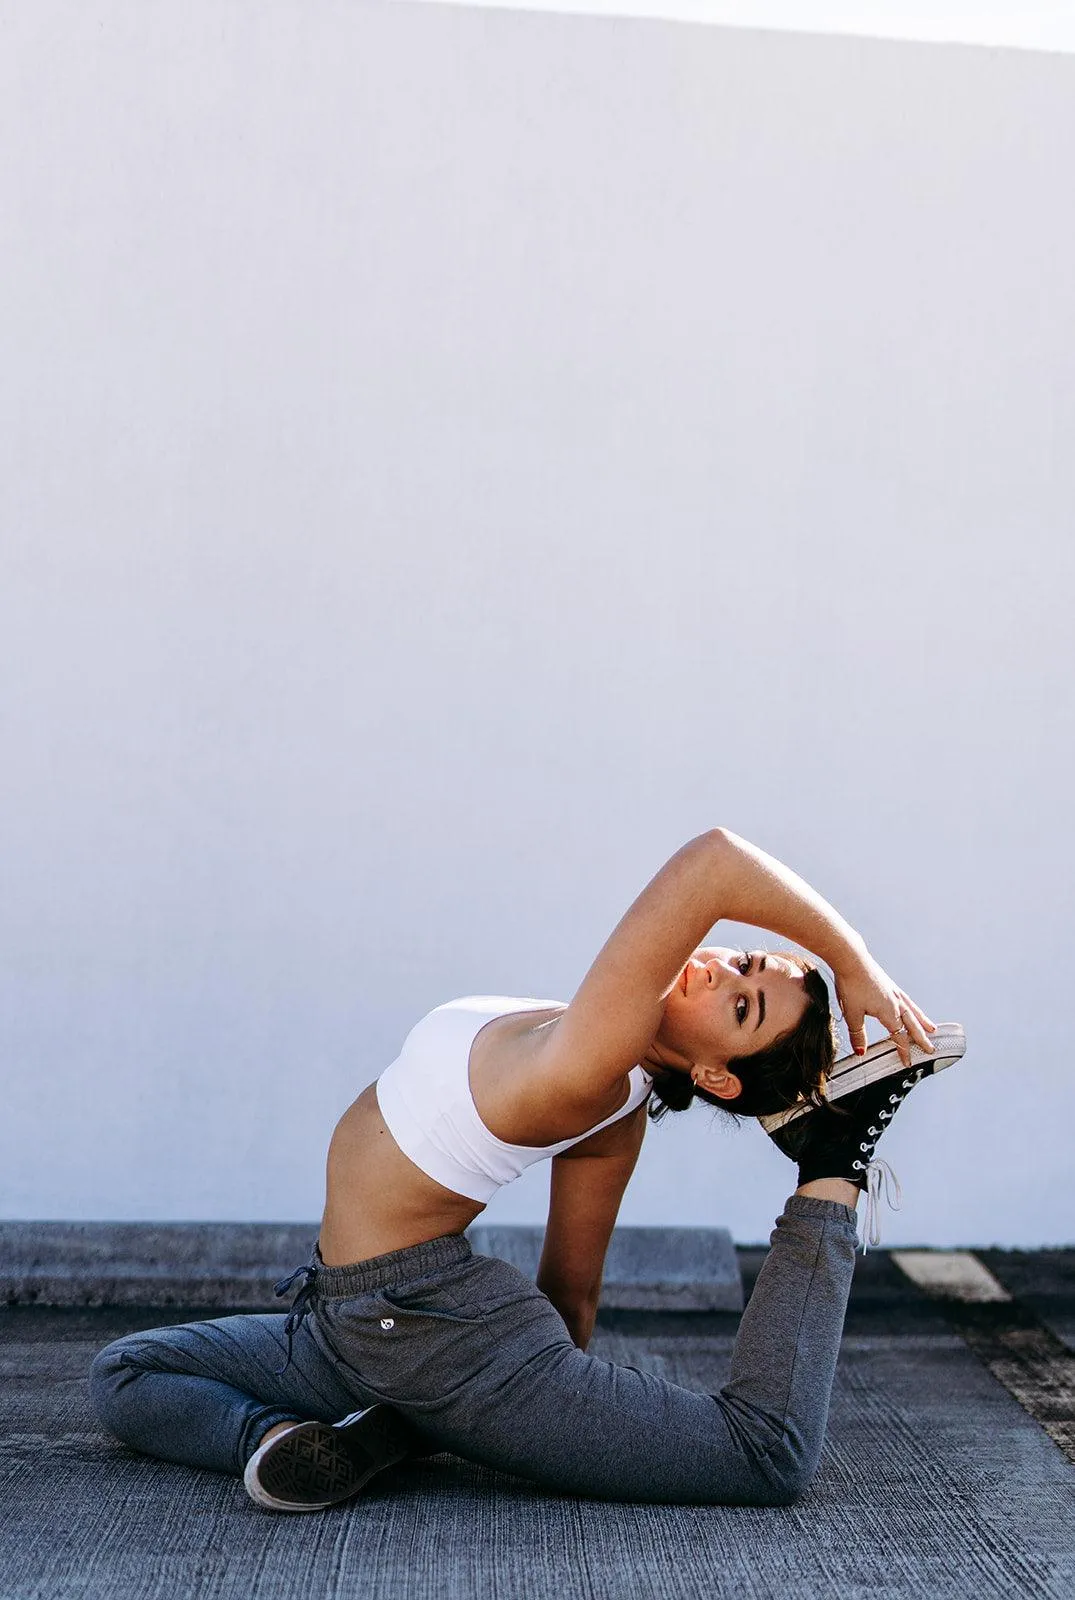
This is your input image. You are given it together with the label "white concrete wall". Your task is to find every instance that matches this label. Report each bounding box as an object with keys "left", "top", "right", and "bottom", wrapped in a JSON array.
[
  {"left": 417, "top": 0, "right": 1075, "bottom": 57},
  {"left": 2, "top": 0, "right": 1072, "bottom": 1246}
]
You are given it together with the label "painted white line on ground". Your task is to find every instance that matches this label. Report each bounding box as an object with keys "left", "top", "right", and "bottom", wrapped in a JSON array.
[{"left": 890, "top": 1250, "right": 1013, "bottom": 1303}]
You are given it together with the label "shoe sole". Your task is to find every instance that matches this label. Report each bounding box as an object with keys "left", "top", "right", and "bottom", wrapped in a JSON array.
[
  {"left": 243, "top": 1405, "right": 416, "bottom": 1512},
  {"left": 758, "top": 1022, "right": 966, "bottom": 1135}
]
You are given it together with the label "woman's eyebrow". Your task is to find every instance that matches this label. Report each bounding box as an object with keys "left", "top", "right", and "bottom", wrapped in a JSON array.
[{"left": 748, "top": 953, "right": 768, "bottom": 1032}]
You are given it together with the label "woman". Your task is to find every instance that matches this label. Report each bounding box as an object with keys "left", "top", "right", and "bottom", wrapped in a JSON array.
[{"left": 90, "top": 827, "right": 954, "bottom": 1513}]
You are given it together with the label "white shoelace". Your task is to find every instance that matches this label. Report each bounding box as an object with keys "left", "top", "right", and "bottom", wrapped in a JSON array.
[{"left": 861, "top": 1158, "right": 903, "bottom": 1251}]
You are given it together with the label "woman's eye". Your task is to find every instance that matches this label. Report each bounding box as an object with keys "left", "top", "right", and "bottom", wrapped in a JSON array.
[
  {"left": 736, "top": 997, "right": 748, "bottom": 1024},
  {"left": 737, "top": 952, "right": 753, "bottom": 975}
]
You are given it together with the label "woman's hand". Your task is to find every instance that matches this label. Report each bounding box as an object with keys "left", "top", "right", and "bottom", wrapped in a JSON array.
[{"left": 833, "top": 951, "right": 936, "bottom": 1066}]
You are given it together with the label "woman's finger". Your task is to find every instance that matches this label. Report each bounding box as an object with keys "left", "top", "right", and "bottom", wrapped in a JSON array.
[
  {"left": 902, "top": 1010, "right": 934, "bottom": 1054},
  {"left": 898, "top": 992, "right": 936, "bottom": 1032},
  {"left": 884, "top": 1004, "right": 913, "bottom": 1066},
  {"left": 893, "top": 990, "right": 936, "bottom": 1046},
  {"left": 844, "top": 1013, "right": 868, "bottom": 1055},
  {"left": 887, "top": 1023, "right": 911, "bottom": 1065}
]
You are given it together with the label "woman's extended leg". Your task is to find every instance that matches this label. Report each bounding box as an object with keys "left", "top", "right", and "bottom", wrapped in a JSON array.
[
  {"left": 310, "top": 1192, "right": 859, "bottom": 1505},
  {"left": 88, "top": 1307, "right": 380, "bottom": 1477}
]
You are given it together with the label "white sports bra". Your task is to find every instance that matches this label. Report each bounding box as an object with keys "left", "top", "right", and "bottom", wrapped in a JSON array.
[{"left": 375, "top": 996, "right": 654, "bottom": 1204}]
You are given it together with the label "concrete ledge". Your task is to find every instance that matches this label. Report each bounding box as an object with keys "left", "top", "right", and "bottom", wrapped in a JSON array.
[
  {"left": 0, "top": 1222, "right": 321, "bottom": 1308},
  {"left": 0, "top": 1222, "right": 743, "bottom": 1311},
  {"left": 467, "top": 1224, "right": 743, "bottom": 1311}
]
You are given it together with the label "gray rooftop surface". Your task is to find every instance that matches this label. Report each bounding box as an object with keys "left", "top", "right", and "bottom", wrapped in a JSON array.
[{"left": 3, "top": 1249, "right": 1074, "bottom": 1600}]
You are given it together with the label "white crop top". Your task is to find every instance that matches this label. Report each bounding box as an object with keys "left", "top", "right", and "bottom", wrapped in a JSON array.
[{"left": 375, "top": 996, "right": 654, "bottom": 1204}]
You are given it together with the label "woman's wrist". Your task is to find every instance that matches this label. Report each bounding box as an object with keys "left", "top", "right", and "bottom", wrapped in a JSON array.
[{"left": 820, "top": 928, "right": 869, "bottom": 980}]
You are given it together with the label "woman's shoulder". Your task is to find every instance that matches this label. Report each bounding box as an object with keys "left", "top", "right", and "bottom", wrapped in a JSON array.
[
  {"left": 397, "top": 995, "right": 565, "bottom": 1051},
  {"left": 433, "top": 995, "right": 566, "bottom": 1015}
]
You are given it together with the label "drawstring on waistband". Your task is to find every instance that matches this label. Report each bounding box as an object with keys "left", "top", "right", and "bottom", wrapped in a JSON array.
[
  {"left": 860, "top": 1158, "right": 902, "bottom": 1252},
  {"left": 272, "top": 1261, "right": 318, "bottom": 1375}
]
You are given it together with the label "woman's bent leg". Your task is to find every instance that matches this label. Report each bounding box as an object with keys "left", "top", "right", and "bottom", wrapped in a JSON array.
[
  {"left": 716, "top": 1192, "right": 859, "bottom": 1500},
  {"left": 516, "top": 1193, "right": 859, "bottom": 1502},
  {"left": 88, "top": 1312, "right": 377, "bottom": 1477},
  {"left": 319, "top": 1194, "right": 858, "bottom": 1504}
]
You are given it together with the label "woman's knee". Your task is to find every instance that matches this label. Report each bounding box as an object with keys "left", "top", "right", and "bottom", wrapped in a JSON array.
[
  {"left": 712, "top": 1399, "right": 819, "bottom": 1506},
  {"left": 755, "top": 1443, "right": 817, "bottom": 1506},
  {"left": 87, "top": 1336, "right": 148, "bottom": 1425}
]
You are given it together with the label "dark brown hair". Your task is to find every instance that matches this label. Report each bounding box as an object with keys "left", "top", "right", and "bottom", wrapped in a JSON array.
[{"left": 647, "top": 954, "right": 836, "bottom": 1123}]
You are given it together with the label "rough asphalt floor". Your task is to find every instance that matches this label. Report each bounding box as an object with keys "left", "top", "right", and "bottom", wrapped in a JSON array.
[{"left": 3, "top": 1249, "right": 1073, "bottom": 1600}]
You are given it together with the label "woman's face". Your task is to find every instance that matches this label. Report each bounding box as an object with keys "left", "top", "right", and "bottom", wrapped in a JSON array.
[{"left": 660, "top": 945, "right": 809, "bottom": 1073}]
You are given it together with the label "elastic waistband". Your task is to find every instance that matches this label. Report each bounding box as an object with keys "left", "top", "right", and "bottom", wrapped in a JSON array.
[{"left": 309, "top": 1232, "right": 473, "bottom": 1296}]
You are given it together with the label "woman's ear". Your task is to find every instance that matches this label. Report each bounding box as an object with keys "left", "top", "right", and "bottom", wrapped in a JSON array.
[{"left": 690, "top": 1062, "right": 743, "bottom": 1102}]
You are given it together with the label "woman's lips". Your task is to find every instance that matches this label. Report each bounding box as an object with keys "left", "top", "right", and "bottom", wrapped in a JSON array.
[{"left": 681, "top": 964, "right": 689, "bottom": 995}]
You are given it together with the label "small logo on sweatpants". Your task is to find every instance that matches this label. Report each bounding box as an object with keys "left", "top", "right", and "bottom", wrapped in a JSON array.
[{"left": 380, "top": 1317, "right": 395, "bottom": 1330}]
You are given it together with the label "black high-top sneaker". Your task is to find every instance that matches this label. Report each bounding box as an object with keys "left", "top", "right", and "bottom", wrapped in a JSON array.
[
  {"left": 761, "top": 1024, "right": 965, "bottom": 1136},
  {"left": 244, "top": 1404, "right": 421, "bottom": 1512},
  {"left": 758, "top": 1023, "right": 967, "bottom": 1246}
]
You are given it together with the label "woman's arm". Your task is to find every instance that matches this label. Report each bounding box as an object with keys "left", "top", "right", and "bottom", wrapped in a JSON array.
[
  {"left": 536, "top": 1106, "right": 647, "bottom": 1350},
  {"left": 702, "top": 830, "right": 935, "bottom": 1062},
  {"left": 687, "top": 827, "right": 869, "bottom": 971},
  {"left": 546, "top": 827, "right": 931, "bottom": 1094}
]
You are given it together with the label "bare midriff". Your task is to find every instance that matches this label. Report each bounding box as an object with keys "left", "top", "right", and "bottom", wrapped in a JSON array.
[
  {"left": 318, "top": 1004, "right": 627, "bottom": 1267},
  {"left": 318, "top": 1083, "right": 486, "bottom": 1265}
]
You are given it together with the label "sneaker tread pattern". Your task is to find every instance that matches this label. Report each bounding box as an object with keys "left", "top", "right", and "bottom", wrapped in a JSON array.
[{"left": 258, "top": 1425, "right": 375, "bottom": 1504}]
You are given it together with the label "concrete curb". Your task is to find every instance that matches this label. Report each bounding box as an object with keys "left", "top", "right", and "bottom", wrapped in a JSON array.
[
  {"left": 0, "top": 1221, "right": 743, "bottom": 1311},
  {"left": 0, "top": 1222, "right": 321, "bottom": 1309},
  {"left": 468, "top": 1224, "right": 743, "bottom": 1311}
]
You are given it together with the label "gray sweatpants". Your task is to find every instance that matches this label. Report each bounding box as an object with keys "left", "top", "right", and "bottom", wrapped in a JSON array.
[{"left": 89, "top": 1194, "right": 858, "bottom": 1505}]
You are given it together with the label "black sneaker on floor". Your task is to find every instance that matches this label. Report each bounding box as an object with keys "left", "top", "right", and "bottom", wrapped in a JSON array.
[{"left": 243, "top": 1404, "right": 420, "bottom": 1512}]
